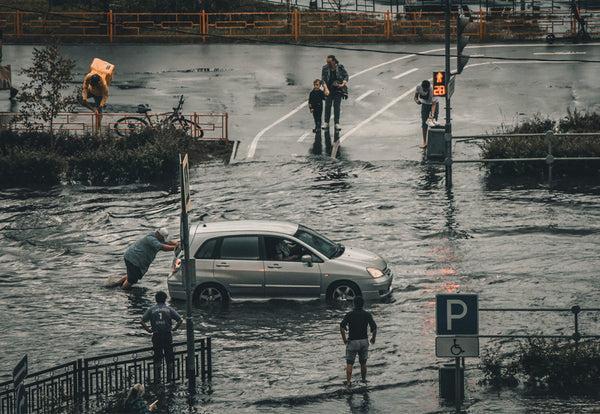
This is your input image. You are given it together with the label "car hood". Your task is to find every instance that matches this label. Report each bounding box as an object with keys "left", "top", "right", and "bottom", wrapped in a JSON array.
[{"left": 335, "top": 246, "right": 387, "bottom": 269}]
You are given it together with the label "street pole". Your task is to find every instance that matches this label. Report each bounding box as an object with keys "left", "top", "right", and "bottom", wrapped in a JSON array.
[
  {"left": 455, "top": 356, "right": 461, "bottom": 413},
  {"left": 180, "top": 154, "right": 196, "bottom": 393},
  {"left": 444, "top": 0, "right": 453, "bottom": 188}
]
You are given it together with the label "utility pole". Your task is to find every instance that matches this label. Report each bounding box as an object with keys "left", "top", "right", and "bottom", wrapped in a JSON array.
[
  {"left": 179, "top": 154, "right": 196, "bottom": 393},
  {"left": 444, "top": 0, "right": 453, "bottom": 188}
]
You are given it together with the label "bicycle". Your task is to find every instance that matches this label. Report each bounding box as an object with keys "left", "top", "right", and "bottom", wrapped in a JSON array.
[{"left": 113, "top": 95, "right": 204, "bottom": 137}]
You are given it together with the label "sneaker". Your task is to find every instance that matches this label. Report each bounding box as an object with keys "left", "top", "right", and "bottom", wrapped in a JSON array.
[
  {"left": 335, "top": 124, "right": 341, "bottom": 131},
  {"left": 426, "top": 118, "right": 438, "bottom": 128},
  {"left": 322, "top": 122, "right": 329, "bottom": 129}
]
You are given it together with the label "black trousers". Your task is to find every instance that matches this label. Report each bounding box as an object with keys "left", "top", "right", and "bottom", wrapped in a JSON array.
[
  {"left": 152, "top": 332, "right": 174, "bottom": 382},
  {"left": 312, "top": 107, "right": 323, "bottom": 129},
  {"left": 324, "top": 93, "right": 342, "bottom": 125}
]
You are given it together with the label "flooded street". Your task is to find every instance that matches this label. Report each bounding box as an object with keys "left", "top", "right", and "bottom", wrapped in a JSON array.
[{"left": 1, "top": 43, "right": 600, "bottom": 412}]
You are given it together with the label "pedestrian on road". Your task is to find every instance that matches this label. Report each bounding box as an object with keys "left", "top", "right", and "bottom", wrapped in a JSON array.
[
  {"left": 339, "top": 296, "right": 377, "bottom": 386},
  {"left": 308, "top": 79, "right": 325, "bottom": 132},
  {"left": 141, "top": 291, "right": 184, "bottom": 384},
  {"left": 113, "top": 228, "right": 179, "bottom": 289},
  {"left": 81, "top": 73, "right": 109, "bottom": 113},
  {"left": 321, "top": 55, "right": 349, "bottom": 131},
  {"left": 414, "top": 80, "right": 439, "bottom": 148},
  {"left": 124, "top": 383, "right": 157, "bottom": 414}
]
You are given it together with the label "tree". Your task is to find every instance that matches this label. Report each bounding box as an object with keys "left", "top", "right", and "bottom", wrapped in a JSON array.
[{"left": 18, "top": 39, "right": 77, "bottom": 149}]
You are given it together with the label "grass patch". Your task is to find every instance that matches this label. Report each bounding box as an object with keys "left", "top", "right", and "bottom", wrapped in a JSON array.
[
  {"left": 0, "top": 127, "right": 231, "bottom": 187},
  {"left": 481, "top": 338, "right": 600, "bottom": 396},
  {"left": 479, "top": 110, "right": 600, "bottom": 178}
]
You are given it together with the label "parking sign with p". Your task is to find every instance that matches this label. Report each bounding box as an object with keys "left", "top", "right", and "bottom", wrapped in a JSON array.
[{"left": 436, "top": 294, "right": 478, "bottom": 335}]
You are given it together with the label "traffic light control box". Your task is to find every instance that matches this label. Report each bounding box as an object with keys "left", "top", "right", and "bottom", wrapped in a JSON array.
[{"left": 426, "top": 126, "right": 446, "bottom": 159}]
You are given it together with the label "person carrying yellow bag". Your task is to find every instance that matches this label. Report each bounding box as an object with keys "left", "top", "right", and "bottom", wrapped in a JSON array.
[{"left": 81, "top": 58, "right": 114, "bottom": 113}]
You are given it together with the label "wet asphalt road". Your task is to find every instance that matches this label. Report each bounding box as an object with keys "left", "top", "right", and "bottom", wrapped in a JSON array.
[{"left": 0, "top": 42, "right": 600, "bottom": 413}]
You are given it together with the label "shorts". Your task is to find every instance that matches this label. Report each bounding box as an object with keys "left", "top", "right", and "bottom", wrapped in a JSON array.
[
  {"left": 346, "top": 339, "right": 369, "bottom": 365},
  {"left": 421, "top": 103, "right": 439, "bottom": 129},
  {"left": 125, "top": 259, "right": 143, "bottom": 284}
]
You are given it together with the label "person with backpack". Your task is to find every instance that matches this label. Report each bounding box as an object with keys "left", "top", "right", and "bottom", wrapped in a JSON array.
[
  {"left": 123, "top": 384, "right": 157, "bottom": 414},
  {"left": 321, "top": 55, "right": 349, "bottom": 131}
]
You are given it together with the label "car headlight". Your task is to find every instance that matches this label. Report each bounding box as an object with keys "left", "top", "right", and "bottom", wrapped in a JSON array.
[{"left": 367, "top": 268, "right": 384, "bottom": 278}]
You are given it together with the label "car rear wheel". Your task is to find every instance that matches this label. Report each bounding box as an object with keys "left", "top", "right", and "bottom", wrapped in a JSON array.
[
  {"left": 328, "top": 281, "right": 360, "bottom": 303},
  {"left": 194, "top": 284, "right": 228, "bottom": 308}
]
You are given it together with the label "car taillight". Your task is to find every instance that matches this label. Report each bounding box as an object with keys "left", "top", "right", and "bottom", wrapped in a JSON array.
[{"left": 173, "top": 258, "right": 181, "bottom": 272}]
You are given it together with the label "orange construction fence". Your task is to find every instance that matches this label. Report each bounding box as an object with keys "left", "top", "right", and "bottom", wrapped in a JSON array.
[
  {"left": 0, "top": 112, "right": 229, "bottom": 143},
  {"left": 0, "top": 10, "right": 598, "bottom": 41}
]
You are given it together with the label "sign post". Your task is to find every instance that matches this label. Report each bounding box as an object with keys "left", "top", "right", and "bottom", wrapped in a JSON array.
[
  {"left": 436, "top": 294, "right": 479, "bottom": 413},
  {"left": 180, "top": 153, "right": 196, "bottom": 393},
  {"left": 13, "top": 355, "right": 27, "bottom": 414}
]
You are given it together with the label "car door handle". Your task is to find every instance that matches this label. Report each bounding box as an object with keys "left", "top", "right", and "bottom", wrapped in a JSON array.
[
  {"left": 216, "top": 263, "right": 230, "bottom": 268},
  {"left": 267, "top": 264, "right": 282, "bottom": 269}
]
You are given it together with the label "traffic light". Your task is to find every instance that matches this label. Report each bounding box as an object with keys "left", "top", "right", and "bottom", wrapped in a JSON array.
[
  {"left": 456, "top": 16, "right": 470, "bottom": 74},
  {"left": 433, "top": 71, "right": 447, "bottom": 97}
]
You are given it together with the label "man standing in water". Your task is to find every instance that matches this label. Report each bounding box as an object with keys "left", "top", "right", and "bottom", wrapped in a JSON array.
[
  {"left": 112, "top": 228, "right": 179, "bottom": 289},
  {"left": 340, "top": 296, "right": 377, "bottom": 386},
  {"left": 414, "top": 80, "right": 439, "bottom": 148},
  {"left": 321, "top": 55, "right": 349, "bottom": 131},
  {"left": 141, "top": 291, "right": 183, "bottom": 383}
]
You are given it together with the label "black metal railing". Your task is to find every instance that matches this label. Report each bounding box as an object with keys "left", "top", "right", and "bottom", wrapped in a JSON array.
[
  {"left": 0, "top": 337, "right": 211, "bottom": 414},
  {"left": 479, "top": 306, "right": 600, "bottom": 345}
]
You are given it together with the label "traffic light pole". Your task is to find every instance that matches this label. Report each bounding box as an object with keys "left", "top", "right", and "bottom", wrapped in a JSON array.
[{"left": 444, "top": 0, "right": 453, "bottom": 189}]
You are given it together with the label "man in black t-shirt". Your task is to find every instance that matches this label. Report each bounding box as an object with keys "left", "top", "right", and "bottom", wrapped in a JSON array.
[
  {"left": 141, "top": 291, "right": 183, "bottom": 383},
  {"left": 340, "top": 296, "right": 377, "bottom": 386}
]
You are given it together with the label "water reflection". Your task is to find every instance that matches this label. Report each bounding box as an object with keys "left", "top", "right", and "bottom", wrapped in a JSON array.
[{"left": 347, "top": 388, "right": 371, "bottom": 413}]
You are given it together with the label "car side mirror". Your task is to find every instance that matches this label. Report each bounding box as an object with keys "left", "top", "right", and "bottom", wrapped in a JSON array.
[{"left": 301, "top": 255, "right": 313, "bottom": 267}]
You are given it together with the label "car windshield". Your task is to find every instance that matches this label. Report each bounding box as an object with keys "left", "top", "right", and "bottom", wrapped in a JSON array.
[{"left": 294, "top": 225, "right": 339, "bottom": 259}]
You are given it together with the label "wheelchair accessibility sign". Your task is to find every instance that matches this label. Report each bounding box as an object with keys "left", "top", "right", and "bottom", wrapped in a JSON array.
[{"left": 435, "top": 336, "right": 479, "bottom": 357}]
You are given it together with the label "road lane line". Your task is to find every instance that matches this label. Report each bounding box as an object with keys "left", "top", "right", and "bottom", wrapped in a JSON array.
[
  {"left": 465, "top": 60, "right": 576, "bottom": 69},
  {"left": 297, "top": 131, "right": 311, "bottom": 142},
  {"left": 533, "top": 52, "right": 587, "bottom": 55},
  {"left": 339, "top": 87, "right": 415, "bottom": 144},
  {"left": 246, "top": 50, "right": 438, "bottom": 159},
  {"left": 355, "top": 89, "right": 375, "bottom": 102},
  {"left": 392, "top": 67, "right": 419, "bottom": 79}
]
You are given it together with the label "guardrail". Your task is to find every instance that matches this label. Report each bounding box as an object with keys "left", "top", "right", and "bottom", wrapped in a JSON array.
[
  {"left": 0, "top": 9, "right": 598, "bottom": 41},
  {"left": 0, "top": 338, "right": 212, "bottom": 414},
  {"left": 451, "top": 131, "right": 600, "bottom": 187},
  {"left": 0, "top": 112, "right": 229, "bottom": 143}
]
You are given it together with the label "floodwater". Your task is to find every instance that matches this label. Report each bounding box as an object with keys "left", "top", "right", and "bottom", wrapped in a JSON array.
[{"left": 1, "top": 43, "right": 600, "bottom": 413}]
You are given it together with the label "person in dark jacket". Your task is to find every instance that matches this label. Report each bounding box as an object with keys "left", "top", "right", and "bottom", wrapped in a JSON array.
[
  {"left": 308, "top": 79, "right": 325, "bottom": 132},
  {"left": 340, "top": 296, "right": 377, "bottom": 386},
  {"left": 321, "top": 55, "right": 349, "bottom": 131}
]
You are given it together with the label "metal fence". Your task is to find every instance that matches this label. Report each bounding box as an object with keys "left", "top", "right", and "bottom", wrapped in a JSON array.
[
  {"left": 0, "top": 112, "right": 229, "bottom": 142},
  {"left": 479, "top": 306, "right": 600, "bottom": 343},
  {"left": 452, "top": 131, "right": 600, "bottom": 187},
  {"left": 0, "top": 338, "right": 212, "bottom": 414},
  {"left": 0, "top": 9, "right": 598, "bottom": 41}
]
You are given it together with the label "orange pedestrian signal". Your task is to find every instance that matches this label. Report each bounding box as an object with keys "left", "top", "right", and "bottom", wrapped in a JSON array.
[{"left": 433, "top": 71, "right": 447, "bottom": 97}]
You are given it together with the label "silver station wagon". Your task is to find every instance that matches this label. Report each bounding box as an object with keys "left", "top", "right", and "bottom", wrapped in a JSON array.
[{"left": 167, "top": 220, "right": 393, "bottom": 306}]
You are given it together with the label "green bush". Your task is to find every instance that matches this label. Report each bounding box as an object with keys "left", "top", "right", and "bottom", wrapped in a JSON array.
[
  {"left": 0, "top": 127, "right": 230, "bottom": 187},
  {"left": 481, "top": 339, "right": 600, "bottom": 396},
  {"left": 479, "top": 111, "right": 600, "bottom": 178}
]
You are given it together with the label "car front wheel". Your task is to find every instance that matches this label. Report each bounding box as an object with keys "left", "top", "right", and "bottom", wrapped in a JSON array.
[{"left": 328, "top": 281, "right": 360, "bottom": 303}]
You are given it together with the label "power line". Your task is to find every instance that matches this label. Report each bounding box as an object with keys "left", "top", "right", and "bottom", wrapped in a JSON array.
[{"left": 2, "top": 4, "right": 600, "bottom": 64}]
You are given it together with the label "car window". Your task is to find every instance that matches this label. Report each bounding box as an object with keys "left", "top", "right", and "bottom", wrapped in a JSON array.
[
  {"left": 294, "top": 225, "right": 337, "bottom": 259},
  {"left": 219, "top": 236, "right": 260, "bottom": 260},
  {"left": 194, "top": 238, "right": 217, "bottom": 259},
  {"left": 264, "top": 237, "right": 306, "bottom": 262}
]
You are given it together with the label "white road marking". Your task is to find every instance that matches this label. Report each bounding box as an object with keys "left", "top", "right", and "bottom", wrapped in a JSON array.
[
  {"left": 533, "top": 51, "right": 587, "bottom": 55},
  {"left": 465, "top": 60, "right": 576, "bottom": 69},
  {"left": 392, "top": 67, "right": 419, "bottom": 79},
  {"left": 297, "top": 131, "right": 311, "bottom": 142},
  {"left": 339, "top": 87, "right": 415, "bottom": 144},
  {"left": 247, "top": 101, "right": 307, "bottom": 159},
  {"left": 355, "top": 89, "right": 375, "bottom": 102}
]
